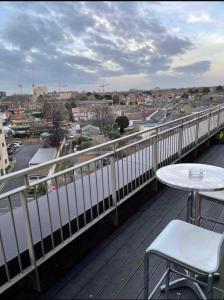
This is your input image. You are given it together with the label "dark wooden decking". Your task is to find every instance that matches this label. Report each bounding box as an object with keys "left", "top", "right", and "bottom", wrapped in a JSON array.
[{"left": 41, "top": 144, "right": 224, "bottom": 300}]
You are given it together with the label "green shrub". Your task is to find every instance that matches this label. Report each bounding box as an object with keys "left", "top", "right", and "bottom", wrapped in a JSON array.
[
  {"left": 77, "top": 141, "right": 92, "bottom": 151},
  {"left": 36, "top": 183, "right": 46, "bottom": 194},
  {"left": 215, "top": 131, "right": 224, "bottom": 143}
]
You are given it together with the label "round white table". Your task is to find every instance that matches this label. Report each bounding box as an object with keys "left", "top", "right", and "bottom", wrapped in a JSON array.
[
  {"left": 156, "top": 163, "right": 224, "bottom": 225},
  {"left": 156, "top": 163, "right": 224, "bottom": 298}
]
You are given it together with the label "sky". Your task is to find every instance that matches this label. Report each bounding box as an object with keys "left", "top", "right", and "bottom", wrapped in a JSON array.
[{"left": 0, "top": 1, "right": 223, "bottom": 95}]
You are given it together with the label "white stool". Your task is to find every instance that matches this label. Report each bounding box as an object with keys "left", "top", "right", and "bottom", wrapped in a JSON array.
[
  {"left": 144, "top": 220, "right": 224, "bottom": 299},
  {"left": 199, "top": 191, "right": 224, "bottom": 226}
]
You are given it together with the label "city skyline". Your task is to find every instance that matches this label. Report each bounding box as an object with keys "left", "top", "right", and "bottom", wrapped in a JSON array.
[{"left": 0, "top": 1, "right": 223, "bottom": 95}]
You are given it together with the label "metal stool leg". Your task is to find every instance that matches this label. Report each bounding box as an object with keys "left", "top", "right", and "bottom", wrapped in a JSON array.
[
  {"left": 207, "top": 273, "right": 213, "bottom": 300},
  {"left": 165, "top": 260, "right": 170, "bottom": 299},
  {"left": 187, "top": 192, "right": 193, "bottom": 223},
  {"left": 144, "top": 253, "right": 149, "bottom": 299}
]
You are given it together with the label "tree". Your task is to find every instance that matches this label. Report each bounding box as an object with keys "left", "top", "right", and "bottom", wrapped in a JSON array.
[
  {"left": 181, "top": 92, "right": 189, "bottom": 99},
  {"left": 42, "top": 103, "right": 67, "bottom": 148},
  {"left": 50, "top": 106, "right": 65, "bottom": 148},
  {"left": 115, "top": 116, "right": 129, "bottom": 134},
  {"left": 65, "top": 102, "right": 74, "bottom": 122},
  {"left": 90, "top": 105, "right": 114, "bottom": 132},
  {"left": 112, "top": 94, "right": 120, "bottom": 105},
  {"left": 216, "top": 85, "right": 223, "bottom": 91},
  {"left": 202, "top": 87, "right": 210, "bottom": 94}
]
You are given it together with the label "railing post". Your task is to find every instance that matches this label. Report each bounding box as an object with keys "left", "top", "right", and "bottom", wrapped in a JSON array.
[
  {"left": 217, "top": 106, "right": 221, "bottom": 130},
  {"left": 110, "top": 144, "right": 118, "bottom": 226},
  {"left": 195, "top": 116, "right": 199, "bottom": 146},
  {"left": 152, "top": 129, "right": 158, "bottom": 191},
  {"left": 152, "top": 129, "right": 158, "bottom": 176},
  {"left": 208, "top": 111, "right": 211, "bottom": 138},
  {"left": 20, "top": 176, "right": 41, "bottom": 292},
  {"left": 178, "top": 122, "right": 183, "bottom": 160}
]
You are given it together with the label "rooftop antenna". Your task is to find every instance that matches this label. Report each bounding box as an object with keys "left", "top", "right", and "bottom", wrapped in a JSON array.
[
  {"left": 18, "top": 84, "right": 23, "bottom": 95},
  {"left": 32, "top": 66, "right": 35, "bottom": 95}
]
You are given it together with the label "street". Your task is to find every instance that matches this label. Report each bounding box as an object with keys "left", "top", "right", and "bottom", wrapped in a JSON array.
[{"left": 0, "top": 143, "right": 42, "bottom": 212}]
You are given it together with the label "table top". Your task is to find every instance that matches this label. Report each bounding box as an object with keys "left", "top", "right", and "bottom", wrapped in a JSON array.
[{"left": 156, "top": 163, "right": 224, "bottom": 192}]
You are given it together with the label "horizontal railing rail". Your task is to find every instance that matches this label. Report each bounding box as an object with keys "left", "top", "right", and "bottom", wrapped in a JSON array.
[{"left": 0, "top": 104, "right": 224, "bottom": 294}]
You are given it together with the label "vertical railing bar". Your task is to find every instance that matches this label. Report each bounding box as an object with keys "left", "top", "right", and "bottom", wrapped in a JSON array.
[
  {"left": 134, "top": 144, "right": 137, "bottom": 188},
  {"left": 64, "top": 173, "right": 72, "bottom": 238},
  {"left": 106, "top": 162, "right": 111, "bottom": 208},
  {"left": 168, "top": 131, "right": 171, "bottom": 164},
  {"left": 8, "top": 196, "right": 23, "bottom": 273},
  {"left": 144, "top": 141, "right": 147, "bottom": 181},
  {"left": 44, "top": 181, "right": 55, "bottom": 249},
  {"left": 138, "top": 143, "right": 141, "bottom": 185},
  {"left": 141, "top": 142, "right": 144, "bottom": 183},
  {"left": 80, "top": 167, "right": 87, "bottom": 225},
  {"left": 145, "top": 141, "right": 148, "bottom": 180},
  {"left": 0, "top": 231, "right": 11, "bottom": 281},
  {"left": 55, "top": 177, "right": 64, "bottom": 242},
  {"left": 72, "top": 171, "right": 80, "bottom": 231},
  {"left": 94, "top": 162, "right": 100, "bottom": 216},
  {"left": 126, "top": 150, "right": 129, "bottom": 195},
  {"left": 130, "top": 146, "right": 133, "bottom": 192},
  {"left": 149, "top": 138, "right": 152, "bottom": 178},
  {"left": 88, "top": 164, "right": 94, "bottom": 220},
  {"left": 20, "top": 191, "right": 40, "bottom": 291},
  {"left": 34, "top": 185, "right": 45, "bottom": 257},
  {"left": 115, "top": 151, "right": 121, "bottom": 202},
  {"left": 100, "top": 159, "right": 106, "bottom": 213},
  {"left": 166, "top": 131, "right": 169, "bottom": 164},
  {"left": 110, "top": 147, "right": 118, "bottom": 225},
  {"left": 121, "top": 151, "right": 125, "bottom": 197}
]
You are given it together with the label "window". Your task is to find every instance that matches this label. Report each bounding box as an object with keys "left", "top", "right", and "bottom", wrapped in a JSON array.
[
  {"left": 0, "top": 129, "right": 2, "bottom": 134},
  {"left": 2, "top": 142, "right": 4, "bottom": 147},
  {"left": 5, "top": 159, "right": 7, "bottom": 164}
]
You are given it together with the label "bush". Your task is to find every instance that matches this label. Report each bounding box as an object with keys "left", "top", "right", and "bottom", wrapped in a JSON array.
[
  {"left": 36, "top": 183, "right": 46, "bottom": 195},
  {"left": 77, "top": 141, "right": 92, "bottom": 151},
  {"left": 81, "top": 136, "right": 92, "bottom": 142},
  {"left": 215, "top": 131, "right": 224, "bottom": 143}
]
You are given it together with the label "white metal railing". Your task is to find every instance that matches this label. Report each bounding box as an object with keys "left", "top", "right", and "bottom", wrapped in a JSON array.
[{"left": 0, "top": 105, "right": 224, "bottom": 293}]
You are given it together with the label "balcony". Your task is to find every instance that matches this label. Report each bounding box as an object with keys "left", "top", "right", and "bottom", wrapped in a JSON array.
[
  {"left": 1, "top": 105, "right": 224, "bottom": 299},
  {"left": 41, "top": 143, "right": 224, "bottom": 300}
]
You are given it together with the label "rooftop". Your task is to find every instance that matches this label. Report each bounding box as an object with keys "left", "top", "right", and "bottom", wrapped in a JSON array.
[
  {"left": 41, "top": 143, "right": 224, "bottom": 300},
  {"left": 29, "top": 148, "right": 57, "bottom": 166}
]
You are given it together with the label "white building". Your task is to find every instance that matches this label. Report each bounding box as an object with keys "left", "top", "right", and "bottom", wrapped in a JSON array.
[
  {"left": 0, "top": 113, "right": 9, "bottom": 175},
  {"left": 72, "top": 108, "right": 88, "bottom": 121},
  {"left": 33, "top": 86, "right": 48, "bottom": 98}
]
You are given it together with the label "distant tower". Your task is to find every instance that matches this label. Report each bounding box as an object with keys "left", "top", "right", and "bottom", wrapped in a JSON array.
[
  {"left": 18, "top": 84, "right": 23, "bottom": 95},
  {"left": 32, "top": 66, "right": 35, "bottom": 95}
]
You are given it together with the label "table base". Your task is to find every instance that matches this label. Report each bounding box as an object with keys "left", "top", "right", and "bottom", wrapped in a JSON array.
[{"left": 160, "top": 277, "right": 206, "bottom": 299}]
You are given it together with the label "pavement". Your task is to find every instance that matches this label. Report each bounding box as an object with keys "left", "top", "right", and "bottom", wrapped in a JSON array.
[{"left": 0, "top": 143, "right": 42, "bottom": 213}]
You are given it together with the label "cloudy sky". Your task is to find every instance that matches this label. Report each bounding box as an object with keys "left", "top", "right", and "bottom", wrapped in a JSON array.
[{"left": 0, "top": 1, "right": 223, "bottom": 94}]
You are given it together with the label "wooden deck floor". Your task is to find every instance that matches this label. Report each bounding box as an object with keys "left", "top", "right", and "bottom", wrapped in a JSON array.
[{"left": 41, "top": 144, "right": 224, "bottom": 300}]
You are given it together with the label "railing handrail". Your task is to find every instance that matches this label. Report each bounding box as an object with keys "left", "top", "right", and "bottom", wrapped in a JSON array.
[{"left": 0, "top": 104, "right": 222, "bottom": 184}]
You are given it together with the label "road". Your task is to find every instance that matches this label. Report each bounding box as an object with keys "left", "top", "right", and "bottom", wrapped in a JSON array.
[{"left": 0, "top": 143, "right": 41, "bottom": 212}]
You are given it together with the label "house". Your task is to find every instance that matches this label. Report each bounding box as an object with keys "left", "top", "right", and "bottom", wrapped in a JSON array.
[{"left": 81, "top": 124, "right": 100, "bottom": 137}]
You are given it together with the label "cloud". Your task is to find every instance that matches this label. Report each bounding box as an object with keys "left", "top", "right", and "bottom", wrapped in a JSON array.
[
  {"left": 0, "top": 1, "right": 218, "bottom": 92},
  {"left": 174, "top": 61, "right": 211, "bottom": 74},
  {"left": 187, "top": 12, "right": 211, "bottom": 23}
]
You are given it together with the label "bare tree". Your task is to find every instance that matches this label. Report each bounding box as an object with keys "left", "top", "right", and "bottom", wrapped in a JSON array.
[
  {"left": 42, "top": 102, "right": 67, "bottom": 148},
  {"left": 90, "top": 105, "right": 114, "bottom": 132}
]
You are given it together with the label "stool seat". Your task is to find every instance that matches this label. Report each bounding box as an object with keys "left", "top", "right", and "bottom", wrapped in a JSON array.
[
  {"left": 200, "top": 191, "right": 224, "bottom": 203},
  {"left": 146, "top": 220, "right": 222, "bottom": 274}
]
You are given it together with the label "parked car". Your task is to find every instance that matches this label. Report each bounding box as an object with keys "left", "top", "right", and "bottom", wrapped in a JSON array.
[
  {"left": 13, "top": 142, "right": 22, "bottom": 148},
  {"left": 12, "top": 143, "right": 20, "bottom": 149},
  {"left": 14, "top": 141, "right": 23, "bottom": 146}
]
